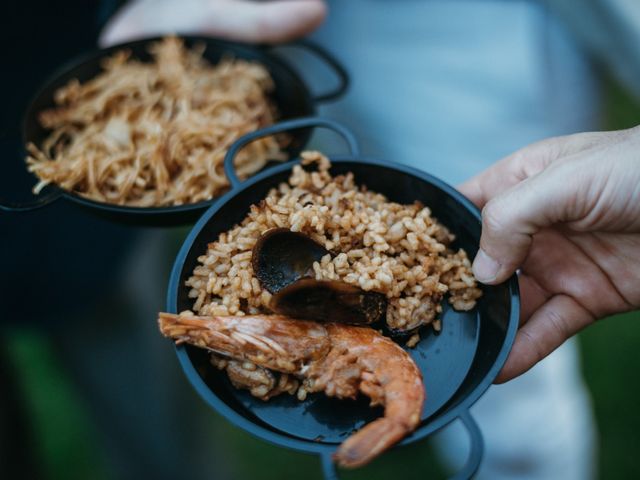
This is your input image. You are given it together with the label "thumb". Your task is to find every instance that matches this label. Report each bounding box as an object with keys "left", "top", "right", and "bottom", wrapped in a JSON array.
[
  {"left": 472, "top": 159, "right": 588, "bottom": 284},
  {"left": 101, "top": 0, "right": 327, "bottom": 47}
]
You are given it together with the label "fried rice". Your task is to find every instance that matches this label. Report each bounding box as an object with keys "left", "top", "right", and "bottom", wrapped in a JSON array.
[{"left": 186, "top": 151, "right": 482, "bottom": 333}]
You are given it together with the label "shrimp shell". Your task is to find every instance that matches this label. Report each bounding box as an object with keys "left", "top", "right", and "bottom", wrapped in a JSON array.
[{"left": 158, "top": 312, "right": 425, "bottom": 468}]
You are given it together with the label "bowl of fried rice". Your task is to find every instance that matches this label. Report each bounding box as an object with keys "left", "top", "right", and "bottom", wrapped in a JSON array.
[{"left": 165, "top": 116, "right": 520, "bottom": 479}]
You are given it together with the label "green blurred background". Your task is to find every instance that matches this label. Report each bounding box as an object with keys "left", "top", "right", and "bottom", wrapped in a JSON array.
[{"left": 3, "top": 78, "right": 639, "bottom": 480}]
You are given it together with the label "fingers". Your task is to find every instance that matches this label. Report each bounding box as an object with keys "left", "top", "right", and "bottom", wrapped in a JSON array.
[
  {"left": 470, "top": 133, "right": 616, "bottom": 284},
  {"left": 517, "top": 272, "right": 550, "bottom": 326},
  {"left": 458, "top": 130, "right": 614, "bottom": 209},
  {"left": 101, "top": 0, "right": 327, "bottom": 47},
  {"left": 203, "top": 0, "right": 327, "bottom": 43},
  {"left": 465, "top": 128, "right": 640, "bottom": 285},
  {"left": 458, "top": 137, "right": 565, "bottom": 209},
  {"left": 471, "top": 163, "right": 573, "bottom": 283},
  {"left": 495, "top": 294, "right": 594, "bottom": 383}
]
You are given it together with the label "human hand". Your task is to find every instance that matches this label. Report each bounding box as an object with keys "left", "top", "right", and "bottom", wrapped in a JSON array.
[
  {"left": 459, "top": 126, "right": 640, "bottom": 383},
  {"left": 100, "top": 0, "right": 326, "bottom": 47}
]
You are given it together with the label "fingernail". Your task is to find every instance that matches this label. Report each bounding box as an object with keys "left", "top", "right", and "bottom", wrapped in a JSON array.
[{"left": 472, "top": 249, "right": 500, "bottom": 283}]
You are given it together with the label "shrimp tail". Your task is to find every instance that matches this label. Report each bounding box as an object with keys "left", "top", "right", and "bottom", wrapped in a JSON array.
[{"left": 333, "top": 417, "right": 408, "bottom": 468}]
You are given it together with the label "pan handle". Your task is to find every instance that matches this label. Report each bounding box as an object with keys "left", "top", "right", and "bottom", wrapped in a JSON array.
[
  {"left": 0, "top": 186, "right": 63, "bottom": 212},
  {"left": 269, "top": 40, "right": 349, "bottom": 103},
  {"left": 223, "top": 116, "right": 360, "bottom": 188},
  {"left": 320, "top": 452, "right": 338, "bottom": 480},
  {"left": 451, "top": 411, "right": 484, "bottom": 480},
  {"left": 317, "top": 411, "right": 484, "bottom": 480}
]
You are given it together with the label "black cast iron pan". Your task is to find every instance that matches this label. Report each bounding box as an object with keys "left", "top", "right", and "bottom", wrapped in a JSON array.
[
  {"left": 166, "top": 117, "right": 520, "bottom": 479},
  {"left": 0, "top": 36, "right": 348, "bottom": 226}
]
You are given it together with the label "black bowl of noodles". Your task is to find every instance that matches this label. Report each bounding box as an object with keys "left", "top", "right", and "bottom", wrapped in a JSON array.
[
  {"left": 165, "top": 117, "right": 520, "bottom": 479},
  {"left": 0, "top": 36, "right": 348, "bottom": 226}
]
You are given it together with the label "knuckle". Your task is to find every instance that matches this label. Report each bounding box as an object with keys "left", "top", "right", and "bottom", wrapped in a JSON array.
[
  {"left": 545, "top": 307, "right": 570, "bottom": 341},
  {"left": 519, "top": 329, "right": 546, "bottom": 365},
  {"left": 481, "top": 199, "right": 508, "bottom": 234}
]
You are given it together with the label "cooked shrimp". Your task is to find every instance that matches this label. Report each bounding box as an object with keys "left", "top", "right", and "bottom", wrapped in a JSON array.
[{"left": 158, "top": 312, "right": 425, "bottom": 468}]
